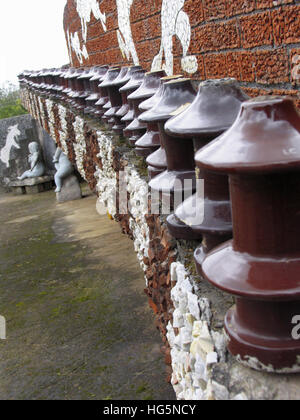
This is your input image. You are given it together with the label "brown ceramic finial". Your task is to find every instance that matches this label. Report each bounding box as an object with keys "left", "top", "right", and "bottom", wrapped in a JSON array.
[
  {"left": 99, "top": 68, "right": 122, "bottom": 128},
  {"left": 138, "top": 75, "right": 184, "bottom": 177},
  {"left": 195, "top": 96, "right": 300, "bottom": 373},
  {"left": 165, "top": 78, "right": 248, "bottom": 251},
  {"left": 84, "top": 66, "right": 109, "bottom": 115},
  {"left": 140, "top": 78, "right": 197, "bottom": 200},
  {"left": 123, "top": 70, "right": 166, "bottom": 156},
  {"left": 120, "top": 69, "right": 145, "bottom": 140},
  {"left": 114, "top": 66, "right": 143, "bottom": 128},
  {"left": 126, "top": 71, "right": 166, "bottom": 146}
]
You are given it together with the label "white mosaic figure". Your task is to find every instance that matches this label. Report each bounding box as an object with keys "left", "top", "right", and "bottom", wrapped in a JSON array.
[
  {"left": 68, "top": 1, "right": 107, "bottom": 65},
  {"left": 151, "top": 0, "right": 198, "bottom": 76},
  {"left": 75, "top": 0, "right": 107, "bottom": 42},
  {"left": 53, "top": 147, "right": 74, "bottom": 193},
  {"left": 69, "top": 31, "right": 89, "bottom": 65},
  {"left": 0, "top": 124, "right": 21, "bottom": 168},
  {"left": 18, "top": 142, "right": 46, "bottom": 180},
  {"left": 116, "top": 0, "right": 139, "bottom": 65}
]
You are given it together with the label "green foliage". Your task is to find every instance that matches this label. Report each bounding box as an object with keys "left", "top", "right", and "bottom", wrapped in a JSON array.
[{"left": 0, "top": 83, "right": 27, "bottom": 120}]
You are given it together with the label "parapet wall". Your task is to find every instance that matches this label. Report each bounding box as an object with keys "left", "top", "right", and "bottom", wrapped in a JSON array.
[
  {"left": 64, "top": 0, "right": 300, "bottom": 104},
  {"left": 21, "top": 86, "right": 300, "bottom": 400}
]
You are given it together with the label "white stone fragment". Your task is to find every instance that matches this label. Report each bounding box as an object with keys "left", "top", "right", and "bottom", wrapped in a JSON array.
[
  {"left": 206, "top": 352, "right": 218, "bottom": 367},
  {"left": 172, "top": 308, "right": 185, "bottom": 329},
  {"left": 187, "top": 292, "right": 200, "bottom": 320},
  {"left": 232, "top": 393, "right": 248, "bottom": 401},
  {"left": 211, "top": 380, "right": 230, "bottom": 401}
]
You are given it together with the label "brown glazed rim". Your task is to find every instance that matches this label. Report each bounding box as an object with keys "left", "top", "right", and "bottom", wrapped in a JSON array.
[
  {"left": 119, "top": 69, "right": 145, "bottom": 92},
  {"left": 195, "top": 96, "right": 300, "bottom": 174},
  {"left": 139, "top": 78, "right": 196, "bottom": 123},
  {"left": 138, "top": 75, "right": 184, "bottom": 112},
  {"left": 98, "top": 68, "right": 121, "bottom": 88},
  {"left": 165, "top": 77, "right": 248, "bottom": 138},
  {"left": 111, "top": 66, "right": 142, "bottom": 86},
  {"left": 127, "top": 70, "right": 166, "bottom": 101},
  {"left": 201, "top": 240, "right": 300, "bottom": 299}
]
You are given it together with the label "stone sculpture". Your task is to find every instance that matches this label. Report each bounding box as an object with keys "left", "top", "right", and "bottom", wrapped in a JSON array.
[
  {"left": 17, "top": 142, "right": 46, "bottom": 180},
  {"left": 53, "top": 147, "right": 74, "bottom": 193}
]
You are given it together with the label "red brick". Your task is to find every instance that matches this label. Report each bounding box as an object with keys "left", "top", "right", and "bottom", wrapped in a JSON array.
[
  {"left": 226, "top": 0, "right": 255, "bottom": 16},
  {"left": 226, "top": 52, "right": 240, "bottom": 79},
  {"left": 257, "top": 0, "right": 293, "bottom": 9},
  {"left": 87, "top": 21, "right": 107, "bottom": 40},
  {"left": 132, "top": 20, "right": 149, "bottom": 44},
  {"left": 194, "top": 55, "right": 206, "bottom": 80},
  {"left": 272, "top": 6, "right": 300, "bottom": 46},
  {"left": 254, "top": 49, "right": 290, "bottom": 84},
  {"left": 131, "top": 0, "right": 162, "bottom": 22},
  {"left": 240, "top": 11, "right": 273, "bottom": 48},
  {"left": 204, "top": 53, "right": 226, "bottom": 79},
  {"left": 202, "top": 0, "right": 226, "bottom": 21},
  {"left": 238, "top": 51, "right": 255, "bottom": 82},
  {"left": 192, "top": 20, "right": 240, "bottom": 53},
  {"left": 101, "top": 0, "right": 118, "bottom": 14},
  {"left": 184, "top": 0, "right": 204, "bottom": 27},
  {"left": 242, "top": 86, "right": 269, "bottom": 98}
]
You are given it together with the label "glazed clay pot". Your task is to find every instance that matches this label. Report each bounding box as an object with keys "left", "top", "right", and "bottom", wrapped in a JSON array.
[
  {"left": 122, "top": 70, "right": 166, "bottom": 152},
  {"left": 85, "top": 66, "right": 109, "bottom": 116},
  {"left": 120, "top": 69, "right": 145, "bottom": 140},
  {"left": 140, "top": 78, "right": 197, "bottom": 201},
  {"left": 114, "top": 66, "right": 143, "bottom": 128},
  {"left": 62, "top": 68, "right": 76, "bottom": 102},
  {"left": 165, "top": 78, "right": 248, "bottom": 252},
  {"left": 99, "top": 68, "right": 121, "bottom": 127},
  {"left": 83, "top": 67, "right": 101, "bottom": 114},
  {"left": 110, "top": 66, "right": 142, "bottom": 135},
  {"left": 71, "top": 69, "right": 87, "bottom": 111},
  {"left": 138, "top": 75, "right": 183, "bottom": 177},
  {"left": 66, "top": 69, "right": 82, "bottom": 108},
  {"left": 52, "top": 68, "right": 65, "bottom": 100},
  {"left": 94, "top": 67, "right": 112, "bottom": 118},
  {"left": 195, "top": 96, "right": 300, "bottom": 373}
]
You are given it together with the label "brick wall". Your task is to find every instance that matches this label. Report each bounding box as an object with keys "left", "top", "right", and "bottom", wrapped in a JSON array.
[{"left": 64, "top": 0, "right": 300, "bottom": 102}]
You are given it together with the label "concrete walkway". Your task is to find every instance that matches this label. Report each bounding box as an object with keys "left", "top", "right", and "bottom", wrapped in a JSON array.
[{"left": 0, "top": 187, "right": 175, "bottom": 400}]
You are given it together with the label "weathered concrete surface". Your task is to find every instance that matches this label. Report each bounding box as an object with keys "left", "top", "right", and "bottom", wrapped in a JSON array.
[{"left": 0, "top": 186, "right": 175, "bottom": 400}]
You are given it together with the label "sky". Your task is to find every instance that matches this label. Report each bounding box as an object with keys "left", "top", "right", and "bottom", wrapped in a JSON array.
[{"left": 0, "top": 0, "right": 70, "bottom": 88}]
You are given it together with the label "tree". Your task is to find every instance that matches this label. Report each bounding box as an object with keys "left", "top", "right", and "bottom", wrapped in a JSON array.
[{"left": 0, "top": 82, "right": 27, "bottom": 120}]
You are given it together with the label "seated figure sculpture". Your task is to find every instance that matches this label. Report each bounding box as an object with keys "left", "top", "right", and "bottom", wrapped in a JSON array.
[
  {"left": 53, "top": 147, "right": 74, "bottom": 193},
  {"left": 18, "top": 142, "right": 46, "bottom": 180}
]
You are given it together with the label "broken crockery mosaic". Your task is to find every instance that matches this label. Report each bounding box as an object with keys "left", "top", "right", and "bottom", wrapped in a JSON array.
[
  {"left": 195, "top": 96, "right": 300, "bottom": 373},
  {"left": 165, "top": 78, "right": 248, "bottom": 252},
  {"left": 140, "top": 78, "right": 197, "bottom": 201}
]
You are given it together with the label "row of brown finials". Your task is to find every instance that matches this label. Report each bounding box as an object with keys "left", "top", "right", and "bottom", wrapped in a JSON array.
[{"left": 19, "top": 65, "right": 300, "bottom": 374}]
